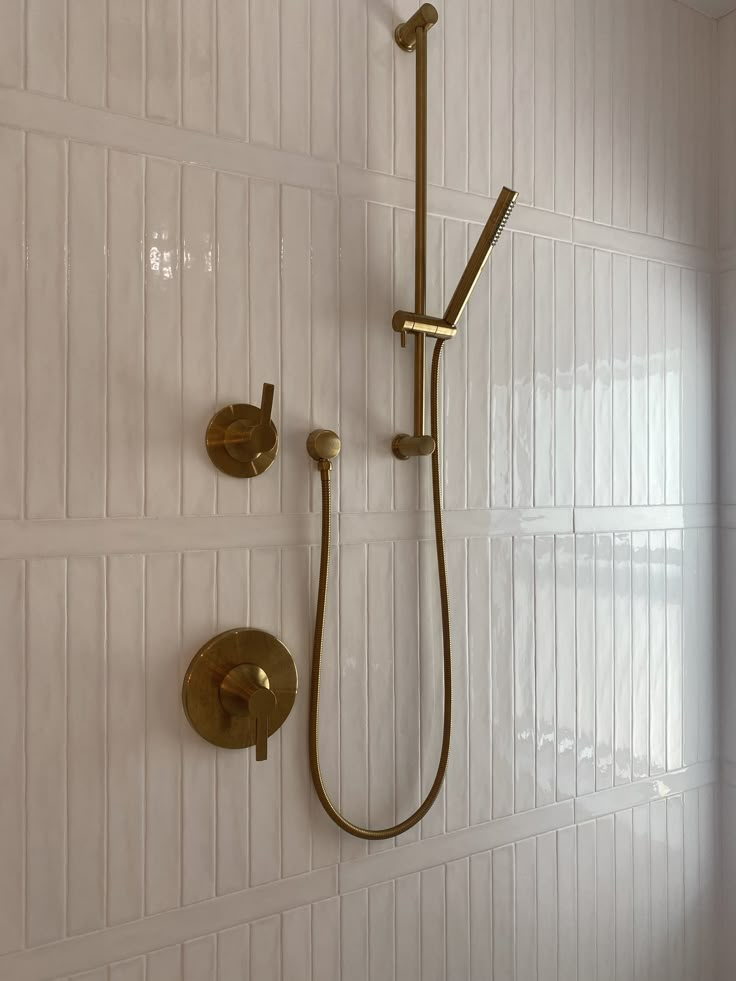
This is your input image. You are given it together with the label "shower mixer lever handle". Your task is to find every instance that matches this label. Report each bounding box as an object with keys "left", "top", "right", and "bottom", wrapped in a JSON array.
[{"left": 205, "top": 383, "right": 279, "bottom": 478}]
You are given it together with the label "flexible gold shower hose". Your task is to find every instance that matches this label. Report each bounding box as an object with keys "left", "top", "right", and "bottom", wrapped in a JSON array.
[{"left": 308, "top": 338, "right": 452, "bottom": 839}]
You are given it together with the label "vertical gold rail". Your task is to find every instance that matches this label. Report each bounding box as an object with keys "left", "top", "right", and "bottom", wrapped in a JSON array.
[{"left": 413, "top": 24, "right": 427, "bottom": 437}]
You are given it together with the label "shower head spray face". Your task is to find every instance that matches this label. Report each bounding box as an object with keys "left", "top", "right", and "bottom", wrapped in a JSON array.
[{"left": 443, "top": 186, "right": 519, "bottom": 327}]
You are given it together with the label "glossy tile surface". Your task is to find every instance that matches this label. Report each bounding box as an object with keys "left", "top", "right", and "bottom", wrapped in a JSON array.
[{"left": 0, "top": 0, "right": 728, "bottom": 979}]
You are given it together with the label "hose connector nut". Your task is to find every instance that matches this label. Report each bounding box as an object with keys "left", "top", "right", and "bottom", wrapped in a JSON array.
[{"left": 307, "top": 429, "right": 341, "bottom": 463}]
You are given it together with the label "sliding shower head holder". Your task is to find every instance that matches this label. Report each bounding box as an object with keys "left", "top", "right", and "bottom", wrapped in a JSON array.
[{"left": 205, "top": 381, "right": 278, "bottom": 478}]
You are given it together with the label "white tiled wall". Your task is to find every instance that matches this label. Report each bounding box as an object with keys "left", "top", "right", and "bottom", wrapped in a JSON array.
[{"left": 0, "top": 1, "right": 728, "bottom": 979}]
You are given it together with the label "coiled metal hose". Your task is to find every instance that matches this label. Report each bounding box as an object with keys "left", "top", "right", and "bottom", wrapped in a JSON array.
[{"left": 308, "top": 337, "right": 452, "bottom": 839}]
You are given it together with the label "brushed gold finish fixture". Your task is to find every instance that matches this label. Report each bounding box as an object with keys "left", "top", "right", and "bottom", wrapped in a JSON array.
[
  {"left": 182, "top": 628, "right": 297, "bottom": 760},
  {"left": 205, "top": 381, "right": 278, "bottom": 478},
  {"left": 305, "top": 5, "right": 517, "bottom": 840}
]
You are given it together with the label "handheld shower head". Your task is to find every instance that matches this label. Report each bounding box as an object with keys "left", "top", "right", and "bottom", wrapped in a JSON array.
[{"left": 443, "top": 186, "right": 518, "bottom": 326}]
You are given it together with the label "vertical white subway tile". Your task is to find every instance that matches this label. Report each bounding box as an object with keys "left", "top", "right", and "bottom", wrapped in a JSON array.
[
  {"left": 339, "top": 197, "right": 368, "bottom": 513},
  {"left": 248, "top": 180, "right": 281, "bottom": 516},
  {"left": 368, "top": 882, "right": 396, "bottom": 981},
  {"left": 26, "top": 559, "right": 66, "bottom": 947},
  {"left": 513, "top": 234, "right": 534, "bottom": 508},
  {"left": 491, "top": 0, "right": 513, "bottom": 194},
  {"left": 469, "top": 852, "right": 493, "bottom": 977},
  {"left": 649, "top": 531, "right": 666, "bottom": 777},
  {"left": 646, "top": 0, "right": 665, "bottom": 238},
  {"left": 512, "top": 0, "right": 534, "bottom": 204},
  {"left": 696, "top": 273, "right": 716, "bottom": 504},
  {"left": 338, "top": 545, "right": 368, "bottom": 860},
  {"left": 216, "top": 0, "right": 248, "bottom": 138},
  {"left": 447, "top": 540, "right": 468, "bottom": 833},
  {"left": 514, "top": 538, "right": 535, "bottom": 812},
  {"left": 576, "top": 821, "right": 596, "bottom": 980},
  {"left": 215, "top": 550, "right": 249, "bottom": 896},
  {"left": 214, "top": 172, "right": 249, "bottom": 517},
  {"left": 664, "top": 265, "right": 682, "bottom": 504},
  {"left": 682, "top": 529, "right": 699, "bottom": 767},
  {"left": 534, "top": 237, "right": 554, "bottom": 507},
  {"left": 694, "top": 20, "right": 714, "bottom": 251},
  {"left": 630, "top": 258, "right": 648, "bottom": 506},
  {"left": 575, "top": 534, "right": 595, "bottom": 797},
  {"left": 663, "top": 4, "right": 680, "bottom": 243},
  {"left": 698, "top": 530, "right": 716, "bottom": 764},
  {"left": 593, "top": 0, "right": 613, "bottom": 225},
  {"left": 393, "top": 1, "right": 414, "bottom": 180},
  {"left": 574, "top": 246, "right": 594, "bottom": 506},
  {"left": 679, "top": 7, "right": 697, "bottom": 246},
  {"left": 491, "top": 845, "right": 516, "bottom": 978},
  {"left": 365, "top": 0, "right": 393, "bottom": 175},
  {"left": 629, "top": 0, "right": 649, "bottom": 234},
  {"left": 182, "top": 0, "right": 215, "bottom": 132},
  {"left": 492, "top": 538, "right": 514, "bottom": 818},
  {"left": 631, "top": 532, "right": 649, "bottom": 781},
  {"left": 181, "top": 551, "right": 217, "bottom": 906},
  {"left": 468, "top": 538, "right": 491, "bottom": 826},
  {"left": 443, "top": 220, "right": 469, "bottom": 512},
  {"left": 648, "top": 262, "right": 666, "bottom": 505},
  {"left": 339, "top": 0, "right": 367, "bottom": 167},
  {"left": 67, "top": 0, "right": 106, "bottom": 107},
  {"left": 596, "top": 815, "right": 615, "bottom": 981},
  {"left": 574, "top": 0, "right": 594, "bottom": 220},
  {"left": 595, "top": 534, "right": 614, "bottom": 790},
  {"left": 418, "top": 534, "right": 445, "bottom": 840},
  {"left": 0, "top": 561, "right": 24, "bottom": 954},
  {"left": 594, "top": 250, "right": 613, "bottom": 506},
  {"left": 250, "top": 915, "right": 281, "bottom": 981},
  {"left": 395, "top": 873, "right": 421, "bottom": 981},
  {"left": 107, "top": 150, "right": 145, "bottom": 518},
  {"left": 67, "top": 141, "right": 106, "bottom": 518},
  {"left": 144, "top": 553, "right": 182, "bottom": 915},
  {"left": 26, "top": 0, "right": 65, "bottom": 96},
  {"left": 649, "top": 798, "right": 668, "bottom": 981},
  {"left": 365, "top": 206, "right": 394, "bottom": 509},
  {"left": 420, "top": 866, "right": 446, "bottom": 981},
  {"left": 25, "top": 133, "right": 66, "bottom": 519},
  {"left": 490, "top": 233, "right": 513, "bottom": 508},
  {"left": 611, "top": 253, "right": 631, "bottom": 506},
  {"left": 312, "top": 897, "right": 340, "bottom": 981},
  {"left": 680, "top": 269, "right": 698, "bottom": 504},
  {"left": 536, "top": 831, "right": 557, "bottom": 981},
  {"left": 666, "top": 795, "right": 685, "bottom": 981},
  {"left": 248, "top": 549, "right": 282, "bottom": 885},
  {"left": 310, "top": 0, "right": 338, "bottom": 160},
  {"left": 665, "top": 531, "right": 683, "bottom": 773},
  {"left": 533, "top": 0, "right": 554, "bottom": 211},
  {"left": 280, "top": 548, "right": 312, "bottom": 876},
  {"left": 107, "top": 555, "right": 145, "bottom": 927},
  {"left": 367, "top": 543, "right": 395, "bottom": 845},
  {"left": 467, "top": 246, "right": 492, "bottom": 510},
  {"left": 468, "top": 0, "right": 491, "bottom": 197},
  {"left": 280, "top": 0, "right": 309, "bottom": 154},
  {"left": 515, "top": 837, "right": 537, "bottom": 981},
  {"left": 0, "top": 0, "right": 23, "bottom": 87},
  {"left": 0, "top": 127, "right": 24, "bottom": 518},
  {"left": 554, "top": 0, "right": 574, "bottom": 215},
  {"left": 147, "top": 945, "right": 182, "bottom": 981},
  {"left": 556, "top": 826, "right": 577, "bottom": 980},
  {"left": 535, "top": 537, "right": 556, "bottom": 807},
  {"left": 613, "top": 533, "right": 632, "bottom": 785},
  {"left": 554, "top": 241, "right": 575, "bottom": 507},
  {"left": 181, "top": 165, "right": 217, "bottom": 516},
  {"left": 183, "top": 935, "right": 216, "bottom": 981},
  {"left": 614, "top": 810, "right": 634, "bottom": 981},
  {"left": 698, "top": 785, "right": 717, "bottom": 981},
  {"left": 720, "top": 14, "right": 736, "bottom": 250},
  {"left": 444, "top": 0, "right": 468, "bottom": 191},
  {"left": 144, "top": 158, "right": 181, "bottom": 517},
  {"left": 66, "top": 557, "right": 106, "bottom": 936},
  {"left": 108, "top": 2, "right": 144, "bottom": 116},
  {"left": 611, "top": 0, "right": 631, "bottom": 229},
  {"left": 341, "top": 889, "right": 368, "bottom": 981},
  {"left": 282, "top": 905, "right": 311, "bottom": 981},
  {"left": 146, "top": 0, "right": 181, "bottom": 123},
  {"left": 555, "top": 535, "right": 576, "bottom": 801},
  {"left": 632, "top": 804, "right": 652, "bottom": 979},
  {"left": 426, "top": 0, "right": 444, "bottom": 189}
]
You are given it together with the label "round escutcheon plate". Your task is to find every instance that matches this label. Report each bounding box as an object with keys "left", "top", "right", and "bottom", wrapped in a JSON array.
[
  {"left": 205, "top": 403, "right": 278, "bottom": 478},
  {"left": 182, "top": 628, "right": 297, "bottom": 750}
]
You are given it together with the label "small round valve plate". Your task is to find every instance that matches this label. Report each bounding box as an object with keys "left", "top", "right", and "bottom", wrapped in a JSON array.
[
  {"left": 205, "top": 404, "right": 278, "bottom": 478},
  {"left": 182, "top": 628, "right": 297, "bottom": 749}
]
